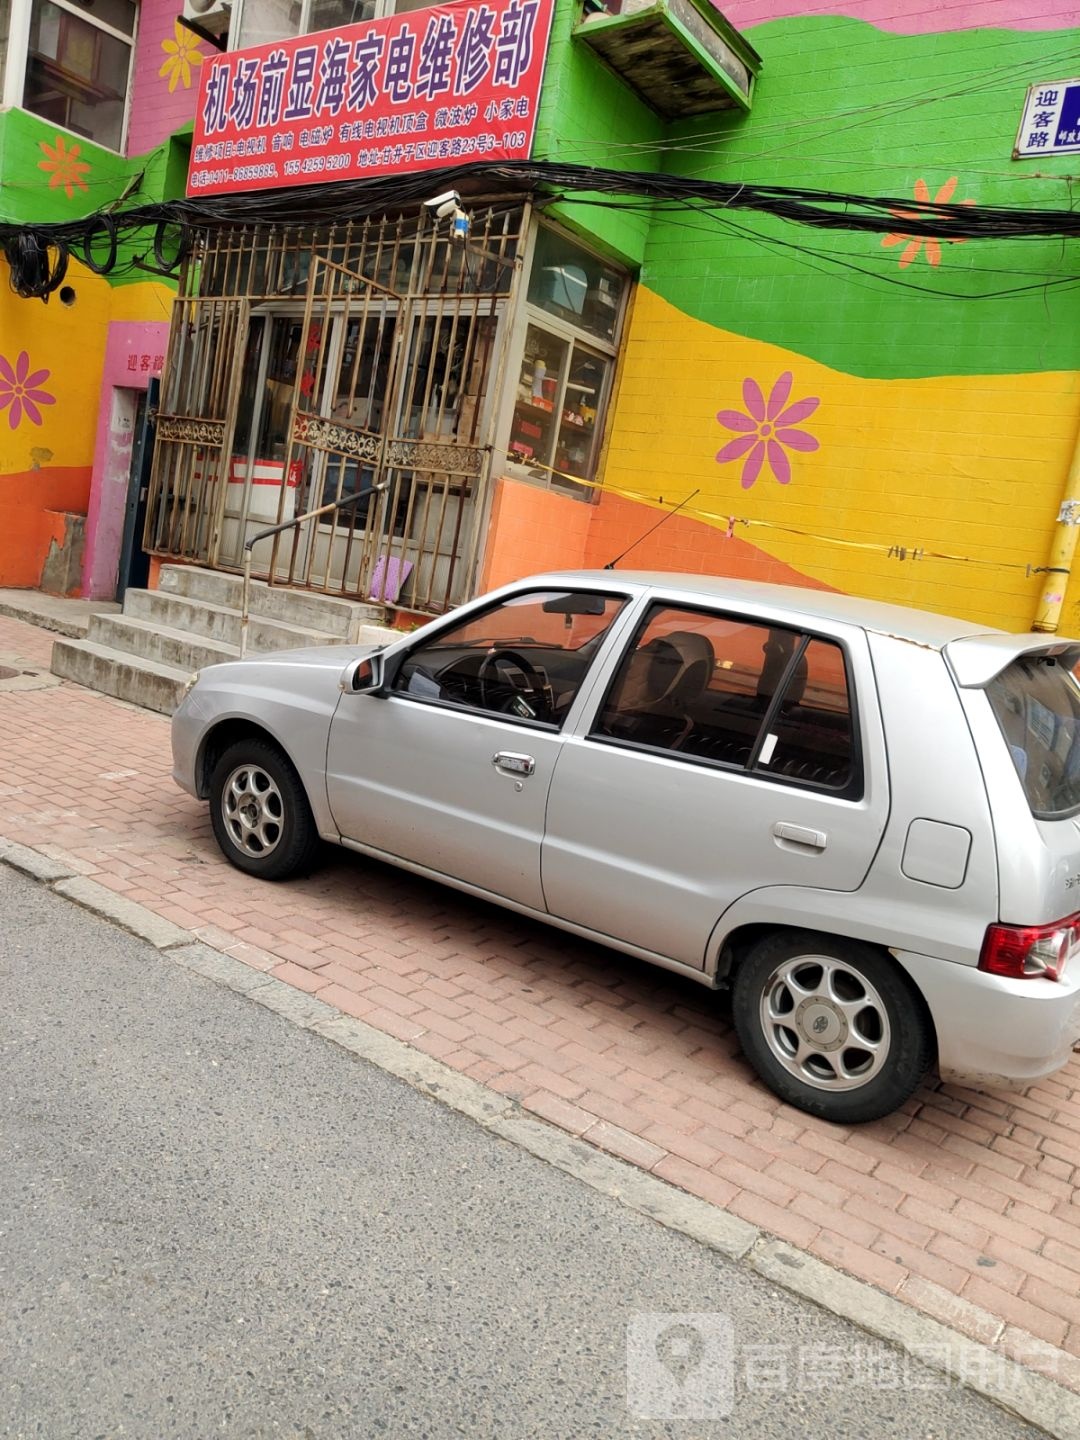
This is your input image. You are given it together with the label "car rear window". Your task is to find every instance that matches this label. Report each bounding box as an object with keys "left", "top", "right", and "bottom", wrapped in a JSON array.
[{"left": 987, "top": 655, "right": 1080, "bottom": 818}]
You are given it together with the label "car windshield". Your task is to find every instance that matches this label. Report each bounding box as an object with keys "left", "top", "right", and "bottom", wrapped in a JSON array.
[
  {"left": 423, "top": 592, "right": 622, "bottom": 654},
  {"left": 986, "top": 654, "right": 1080, "bottom": 818}
]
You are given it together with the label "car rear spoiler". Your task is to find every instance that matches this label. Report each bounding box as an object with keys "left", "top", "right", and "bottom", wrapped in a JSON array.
[{"left": 945, "top": 633, "right": 1080, "bottom": 688}]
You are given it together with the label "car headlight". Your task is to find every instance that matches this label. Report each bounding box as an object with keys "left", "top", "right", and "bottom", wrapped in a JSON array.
[{"left": 180, "top": 669, "right": 201, "bottom": 701}]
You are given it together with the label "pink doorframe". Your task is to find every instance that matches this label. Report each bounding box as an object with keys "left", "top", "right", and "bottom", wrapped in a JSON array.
[{"left": 82, "top": 322, "right": 169, "bottom": 599}]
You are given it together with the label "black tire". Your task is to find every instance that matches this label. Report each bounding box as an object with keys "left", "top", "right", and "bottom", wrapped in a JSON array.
[
  {"left": 209, "top": 738, "right": 321, "bottom": 881},
  {"left": 731, "top": 930, "right": 934, "bottom": 1124}
]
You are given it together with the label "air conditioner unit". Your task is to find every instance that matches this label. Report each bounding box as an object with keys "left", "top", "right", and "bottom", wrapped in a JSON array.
[{"left": 182, "top": 0, "right": 232, "bottom": 39}]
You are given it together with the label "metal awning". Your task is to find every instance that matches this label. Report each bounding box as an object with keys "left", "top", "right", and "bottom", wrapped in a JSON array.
[{"left": 573, "top": 0, "right": 761, "bottom": 120}]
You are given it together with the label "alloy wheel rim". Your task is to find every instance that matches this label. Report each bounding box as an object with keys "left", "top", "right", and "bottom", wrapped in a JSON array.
[
  {"left": 760, "top": 954, "right": 891, "bottom": 1092},
  {"left": 221, "top": 764, "right": 284, "bottom": 859}
]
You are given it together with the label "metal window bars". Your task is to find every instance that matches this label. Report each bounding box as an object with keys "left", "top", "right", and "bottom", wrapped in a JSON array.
[{"left": 145, "top": 204, "right": 525, "bottom": 617}]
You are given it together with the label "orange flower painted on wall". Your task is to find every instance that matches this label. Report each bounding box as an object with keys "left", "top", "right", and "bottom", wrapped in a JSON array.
[
  {"left": 716, "top": 374, "right": 820, "bottom": 489},
  {"left": 0, "top": 352, "right": 56, "bottom": 430},
  {"left": 881, "top": 178, "right": 974, "bottom": 268},
  {"left": 37, "top": 136, "right": 91, "bottom": 199},
  {"left": 159, "top": 19, "right": 204, "bottom": 93}
]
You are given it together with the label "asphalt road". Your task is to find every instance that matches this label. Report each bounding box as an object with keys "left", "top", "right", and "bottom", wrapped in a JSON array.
[{"left": 0, "top": 865, "right": 1044, "bottom": 1439}]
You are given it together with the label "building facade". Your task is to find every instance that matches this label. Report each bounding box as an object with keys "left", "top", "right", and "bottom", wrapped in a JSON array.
[
  {"left": 0, "top": 0, "right": 203, "bottom": 594},
  {"left": 1, "top": 0, "right": 1078, "bottom": 632}
]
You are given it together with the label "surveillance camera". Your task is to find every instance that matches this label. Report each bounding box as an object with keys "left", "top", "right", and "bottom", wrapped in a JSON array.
[{"left": 424, "top": 190, "right": 460, "bottom": 213}]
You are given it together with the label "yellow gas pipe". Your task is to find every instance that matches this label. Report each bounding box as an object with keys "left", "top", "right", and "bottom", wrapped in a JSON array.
[{"left": 1033, "top": 409, "right": 1080, "bottom": 634}]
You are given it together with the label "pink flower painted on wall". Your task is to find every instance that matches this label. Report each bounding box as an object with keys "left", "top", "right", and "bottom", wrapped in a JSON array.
[
  {"left": 881, "top": 177, "right": 974, "bottom": 268},
  {"left": 0, "top": 352, "right": 56, "bottom": 430},
  {"left": 716, "top": 374, "right": 820, "bottom": 489}
]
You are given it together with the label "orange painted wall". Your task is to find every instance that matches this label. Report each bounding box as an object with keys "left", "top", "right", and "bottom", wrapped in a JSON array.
[
  {"left": 478, "top": 476, "right": 591, "bottom": 590},
  {"left": 0, "top": 467, "right": 91, "bottom": 589},
  {"left": 582, "top": 491, "right": 835, "bottom": 590},
  {"left": 478, "top": 478, "right": 839, "bottom": 596}
]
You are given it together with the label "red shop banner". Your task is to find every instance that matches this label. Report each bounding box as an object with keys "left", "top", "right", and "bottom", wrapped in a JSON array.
[{"left": 187, "top": 0, "right": 555, "bottom": 198}]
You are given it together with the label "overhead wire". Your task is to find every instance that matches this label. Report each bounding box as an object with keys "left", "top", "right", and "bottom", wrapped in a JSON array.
[
  {"left": 552, "top": 193, "right": 1080, "bottom": 301},
  {"left": 3, "top": 157, "right": 1079, "bottom": 299},
  {"left": 536, "top": 35, "right": 1080, "bottom": 168}
]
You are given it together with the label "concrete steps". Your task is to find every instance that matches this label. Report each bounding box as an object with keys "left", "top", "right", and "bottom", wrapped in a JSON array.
[
  {"left": 51, "top": 564, "right": 398, "bottom": 716},
  {"left": 50, "top": 637, "right": 197, "bottom": 716}
]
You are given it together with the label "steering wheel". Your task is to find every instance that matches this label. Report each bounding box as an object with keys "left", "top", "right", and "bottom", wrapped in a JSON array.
[{"left": 478, "top": 649, "right": 550, "bottom": 719}]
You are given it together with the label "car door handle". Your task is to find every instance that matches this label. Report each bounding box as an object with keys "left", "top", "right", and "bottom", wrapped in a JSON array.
[
  {"left": 493, "top": 751, "right": 535, "bottom": 776},
  {"left": 773, "top": 822, "right": 827, "bottom": 851}
]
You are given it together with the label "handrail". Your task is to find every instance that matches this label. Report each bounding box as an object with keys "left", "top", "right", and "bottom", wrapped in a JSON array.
[{"left": 239, "top": 484, "right": 389, "bottom": 658}]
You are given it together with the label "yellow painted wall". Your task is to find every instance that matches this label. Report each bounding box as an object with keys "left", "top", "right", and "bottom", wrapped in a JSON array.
[
  {"left": 601, "top": 288, "right": 1080, "bottom": 632},
  {"left": 0, "top": 260, "right": 174, "bottom": 589}
]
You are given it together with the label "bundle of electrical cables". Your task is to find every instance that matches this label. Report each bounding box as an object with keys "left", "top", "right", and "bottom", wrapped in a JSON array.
[{"left": 2, "top": 159, "right": 1078, "bottom": 299}]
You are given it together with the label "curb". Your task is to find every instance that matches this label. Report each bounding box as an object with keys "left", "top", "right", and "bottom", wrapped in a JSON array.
[{"left": 4, "top": 836, "right": 1079, "bottom": 1439}]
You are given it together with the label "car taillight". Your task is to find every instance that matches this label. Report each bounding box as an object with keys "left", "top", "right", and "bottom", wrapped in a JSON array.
[{"left": 979, "top": 916, "right": 1078, "bottom": 981}]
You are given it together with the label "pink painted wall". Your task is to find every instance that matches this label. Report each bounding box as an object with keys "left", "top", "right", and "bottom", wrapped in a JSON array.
[
  {"left": 127, "top": 0, "right": 207, "bottom": 156},
  {"left": 82, "top": 322, "right": 169, "bottom": 598},
  {"left": 718, "top": 0, "right": 1079, "bottom": 31}
]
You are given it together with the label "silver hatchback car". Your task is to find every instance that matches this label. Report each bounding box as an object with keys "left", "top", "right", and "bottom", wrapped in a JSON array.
[{"left": 172, "top": 572, "right": 1080, "bottom": 1123}]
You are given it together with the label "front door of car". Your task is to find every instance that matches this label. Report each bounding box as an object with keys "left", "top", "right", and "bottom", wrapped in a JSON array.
[
  {"left": 325, "top": 587, "right": 629, "bottom": 910},
  {"left": 541, "top": 601, "right": 890, "bottom": 968}
]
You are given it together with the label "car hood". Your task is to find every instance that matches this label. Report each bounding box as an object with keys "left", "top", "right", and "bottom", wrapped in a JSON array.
[
  {"left": 238, "top": 641, "right": 381, "bottom": 668},
  {"left": 198, "top": 641, "right": 384, "bottom": 685}
]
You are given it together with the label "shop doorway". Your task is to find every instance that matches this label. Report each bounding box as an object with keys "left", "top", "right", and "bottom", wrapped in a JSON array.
[
  {"left": 116, "top": 382, "right": 155, "bottom": 602},
  {"left": 144, "top": 208, "right": 521, "bottom": 615}
]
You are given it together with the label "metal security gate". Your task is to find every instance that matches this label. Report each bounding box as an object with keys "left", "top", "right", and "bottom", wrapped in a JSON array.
[
  {"left": 145, "top": 208, "right": 523, "bottom": 613},
  {"left": 146, "top": 296, "right": 250, "bottom": 563}
]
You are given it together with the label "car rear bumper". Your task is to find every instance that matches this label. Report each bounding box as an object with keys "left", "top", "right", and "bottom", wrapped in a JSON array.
[{"left": 896, "top": 948, "right": 1080, "bottom": 1088}]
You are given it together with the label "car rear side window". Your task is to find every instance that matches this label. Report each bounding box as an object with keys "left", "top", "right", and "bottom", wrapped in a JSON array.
[
  {"left": 755, "top": 638, "right": 855, "bottom": 791},
  {"left": 987, "top": 656, "right": 1080, "bottom": 818},
  {"left": 592, "top": 604, "right": 859, "bottom": 795}
]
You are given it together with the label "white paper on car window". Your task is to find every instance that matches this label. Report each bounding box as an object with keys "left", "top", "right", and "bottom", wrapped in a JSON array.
[{"left": 759, "top": 733, "right": 778, "bottom": 765}]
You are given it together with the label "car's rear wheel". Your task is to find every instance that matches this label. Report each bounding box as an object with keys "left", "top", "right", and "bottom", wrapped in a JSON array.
[
  {"left": 209, "top": 738, "right": 320, "bottom": 880},
  {"left": 731, "top": 930, "right": 933, "bottom": 1124}
]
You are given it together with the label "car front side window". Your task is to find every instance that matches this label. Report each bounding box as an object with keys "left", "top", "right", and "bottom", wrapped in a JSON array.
[{"left": 392, "top": 590, "right": 627, "bottom": 726}]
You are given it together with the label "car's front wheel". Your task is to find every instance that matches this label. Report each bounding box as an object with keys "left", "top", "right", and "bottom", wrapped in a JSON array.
[
  {"left": 209, "top": 738, "right": 321, "bottom": 880},
  {"left": 732, "top": 930, "right": 933, "bottom": 1124}
]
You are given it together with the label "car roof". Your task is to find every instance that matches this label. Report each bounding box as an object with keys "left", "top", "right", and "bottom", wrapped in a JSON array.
[{"left": 527, "top": 570, "right": 1001, "bottom": 649}]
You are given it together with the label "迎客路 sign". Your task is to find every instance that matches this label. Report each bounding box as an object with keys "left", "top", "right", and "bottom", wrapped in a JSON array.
[{"left": 1014, "top": 79, "right": 1080, "bottom": 158}]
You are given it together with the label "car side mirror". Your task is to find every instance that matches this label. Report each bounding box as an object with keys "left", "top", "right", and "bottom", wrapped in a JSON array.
[{"left": 342, "top": 653, "right": 385, "bottom": 695}]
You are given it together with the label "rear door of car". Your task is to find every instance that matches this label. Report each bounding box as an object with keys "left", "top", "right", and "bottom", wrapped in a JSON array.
[{"left": 541, "top": 596, "right": 891, "bottom": 968}]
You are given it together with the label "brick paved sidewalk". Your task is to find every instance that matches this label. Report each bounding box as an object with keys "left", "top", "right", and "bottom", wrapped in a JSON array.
[{"left": 3, "top": 612, "right": 1080, "bottom": 1392}]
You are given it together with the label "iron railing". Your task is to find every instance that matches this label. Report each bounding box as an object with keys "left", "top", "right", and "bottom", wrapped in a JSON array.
[{"left": 239, "top": 486, "right": 389, "bottom": 658}]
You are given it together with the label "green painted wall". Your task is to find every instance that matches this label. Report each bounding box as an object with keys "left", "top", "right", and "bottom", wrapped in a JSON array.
[
  {"left": 644, "top": 17, "right": 1080, "bottom": 379},
  {"left": 533, "top": 0, "right": 666, "bottom": 265},
  {"left": 0, "top": 108, "right": 188, "bottom": 287}
]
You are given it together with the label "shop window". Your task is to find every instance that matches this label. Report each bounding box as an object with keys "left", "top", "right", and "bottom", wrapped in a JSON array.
[
  {"left": 235, "top": 0, "right": 376, "bottom": 50},
  {"left": 527, "top": 225, "right": 625, "bottom": 346},
  {"left": 233, "top": 0, "right": 439, "bottom": 49},
  {"left": 0, "top": 0, "right": 9, "bottom": 87},
  {"left": 507, "top": 225, "right": 628, "bottom": 502},
  {"left": 11, "top": 0, "right": 135, "bottom": 152}
]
